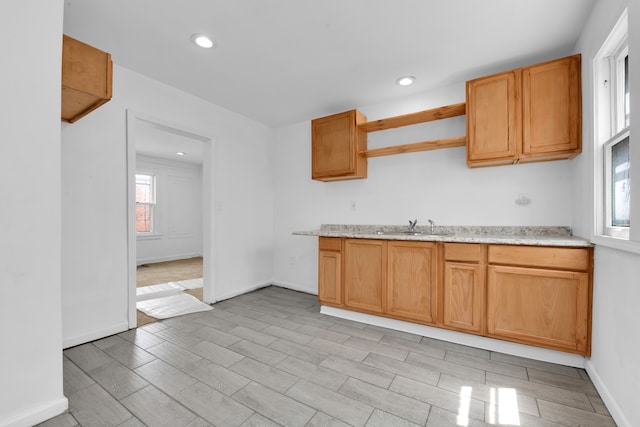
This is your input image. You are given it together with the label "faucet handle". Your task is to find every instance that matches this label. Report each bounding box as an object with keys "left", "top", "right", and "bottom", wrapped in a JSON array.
[{"left": 408, "top": 219, "right": 417, "bottom": 229}]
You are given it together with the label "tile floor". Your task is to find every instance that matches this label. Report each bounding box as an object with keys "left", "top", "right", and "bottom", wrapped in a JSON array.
[{"left": 40, "top": 286, "right": 616, "bottom": 427}]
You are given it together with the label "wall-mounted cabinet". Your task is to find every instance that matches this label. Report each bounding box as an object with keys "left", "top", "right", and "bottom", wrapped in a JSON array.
[
  {"left": 62, "top": 35, "right": 113, "bottom": 123},
  {"left": 466, "top": 54, "right": 581, "bottom": 167},
  {"left": 311, "top": 110, "right": 368, "bottom": 181}
]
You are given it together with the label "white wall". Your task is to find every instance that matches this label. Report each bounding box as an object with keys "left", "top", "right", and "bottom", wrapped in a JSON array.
[
  {"left": 572, "top": 1, "right": 640, "bottom": 426},
  {"left": 0, "top": 1, "right": 68, "bottom": 425},
  {"left": 136, "top": 155, "right": 203, "bottom": 265},
  {"left": 61, "top": 64, "right": 274, "bottom": 347},
  {"left": 272, "top": 83, "right": 576, "bottom": 293}
]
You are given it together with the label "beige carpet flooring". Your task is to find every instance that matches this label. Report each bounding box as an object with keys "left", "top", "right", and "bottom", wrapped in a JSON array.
[{"left": 136, "top": 257, "right": 204, "bottom": 327}]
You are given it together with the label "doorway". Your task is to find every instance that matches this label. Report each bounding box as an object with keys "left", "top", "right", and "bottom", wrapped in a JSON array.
[{"left": 126, "top": 110, "right": 216, "bottom": 328}]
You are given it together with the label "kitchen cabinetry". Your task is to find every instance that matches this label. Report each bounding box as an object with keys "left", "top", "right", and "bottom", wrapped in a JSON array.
[
  {"left": 466, "top": 54, "right": 581, "bottom": 167},
  {"left": 487, "top": 245, "right": 592, "bottom": 355},
  {"left": 311, "top": 110, "right": 368, "bottom": 181},
  {"left": 344, "top": 239, "right": 386, "bottom": 313},
  {"left": 316, "top": 236, "right": 593, "bottom": 356},
  {"left": 443, "top": 243, "right": 485, "bottom": 334},
  {"left": 387, "top": 241, "right": 438, "bottom": 324},
  {"left": 318, "top": 237, "right": 343, "bottom": 305},
  {"left": 62, "top": 35, "right": 113, "bottom": 123}
]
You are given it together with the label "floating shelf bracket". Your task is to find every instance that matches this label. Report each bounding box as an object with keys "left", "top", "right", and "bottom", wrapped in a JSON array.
[{"left": 361, "top": 136, "right": 466, "bottom": 158}]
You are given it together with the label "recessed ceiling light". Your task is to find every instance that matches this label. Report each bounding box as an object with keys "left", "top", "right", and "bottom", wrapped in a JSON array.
[
  {"left": 191, "top": 34, "right": 215, "bottom": 49},
  {"left": 176, "top": 151, "right": 186, "bottom": 156},
  {"left": 396, "top": 76, "right": 416, "bottom": 86}
]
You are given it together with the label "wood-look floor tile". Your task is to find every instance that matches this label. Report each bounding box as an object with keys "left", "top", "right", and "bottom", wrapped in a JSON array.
[
  {"left": 339, "top": 377, "right": 431, "bottom": 425},
  {"left": 188, "top": 340, "right": 244, "bottom": 367},
  {"left": 486, "top": 371, "right": 593, "bottom": 411},
  {"left": 227, "top": 325, "right": 278, "bottom": 346},
  {"left": 444, "top": 350, "right": 528, "bottom": 379},
  {"left": 538, "top": 399, "right": 617, "bottom": 426},
  {"left": 364, "top": 325, "right": 423, "bottom": 343},
  {"left": 87, "top": 360, "right": 148, "bottom": 400},
  {"left": 229, "top": 358, "right": 298, "bottom": 393},
  {"left": 63, "top": 359, "right": 95, "bottom": 396},
  {"left": 363, "top": 353, "right": 440, "bottom": 386},
  {"left": 329, "top": 323, "right": 385, "bottom": 342},
  {"left": 490, "top": 352, "right": 582, "bottom": 378},
  {"left": 305, "top": 412, "right": 351, "bottom": 427},
  {"left": 297, "top": 324, "right": 350, "bottom": 343},
  {"left": 99, "top": 339, "right": 156, "bottom": 370},
  {"left": 191, "top": 326, "right": 242, "bottom": 347},
  {"left": 379, "top": 335, "right": 446, "bottom": 360},
  {"left": 181, "top": 359, "right": 250, "bottom": 396},
  {"left": 421, "top": 336, "right": 491, "bottom": 360},
  {"left": 390, "top": 375, "right": 485, "bottom": 421},
  {"left": 407, "top": 351, "right": 486, "bottom": 384},
  {"left": 35, "top": 411, "right": 78, "bottom": 427},
  {"left": 286, "top": 379, "right": 373, "bottom": 427},
  {"left": 365, "top": 409, "right": 423, "bottom": 427},
  {"left": 426, "top": 406, "right": 489, "bottom": 427},
  {"left": 134, "top": 359, "right": 198, "bottom": 396},
  {"left": 226, "top": 314, "right": 269, "bottom": 331},
  {"left": 146, "top": 341, "right": 202, "bottom": 369},
  {"left": 256, "top": 314, "right": 304, "bottom": 330},
  {"left": 262, "top": 324, "right": 313, "bottom": 345},
  {"left": 64, "top": 343, "right": 114, "bottom": 372},
  {"left": 344, "top": 336, "right": 409, "bottom": 361},
  {"left": 308, "top": 337, "right": 370, "bottom": 362},
  {"left": 320, "top": 354, "right": 395, "bottom": 389},
  {"left": 527, "top": 367, "right": 598, "bottom": 395},
  {"left": 119, "top": 328, "right": 166, "bottom": 350},
  {"left": 268, "top": 338, "right": 329, "bottom": 365},
  {"left": 175, "top": 381, "right": 254, "bottom": 427},
  {"left": 239, "top": 413, "right": 280, "bottom": 427},
  {"left": 121, "top": 385, "right": 197, "bottom": 426},
  {"left": 234, "top": 381, "right": 316, "bottom": 427},
  {"left": 68, "top": 383, "right": 133, "bottom": 427},
  {"left": 229, "top": 339, "right": 287, "bottom": 366},
  {"left": 154, "top": 327, "right": 202, "bottom": 348},
  {"left": 276, "top": 356, "right": 348, "bottom": 391}
]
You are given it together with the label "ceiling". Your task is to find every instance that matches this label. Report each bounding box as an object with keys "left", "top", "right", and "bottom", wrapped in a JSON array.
[{"left": 63, "top": 0, "right": 596, "bottom": 128}]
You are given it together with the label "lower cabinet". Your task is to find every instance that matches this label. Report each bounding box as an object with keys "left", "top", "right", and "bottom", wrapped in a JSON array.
[
  {"left": 344, "top": 239, "right": 386, "bottom": 313},
  {"left": 387, "top": 241, "right": 438, "bottom": 324},
  {"left": 318, "top": 237, "right": 342, "bottom": 305},
  {"left": 317, "top": 238, "right": 593, "bottom": 355},
  {"left": 442, "top": 243, "right": 485, "bottom": 334}
]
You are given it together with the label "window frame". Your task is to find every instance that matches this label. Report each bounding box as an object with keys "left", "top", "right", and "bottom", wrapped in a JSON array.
[{"left": 135, "top": 172, "right": 158, "bottom": 236}]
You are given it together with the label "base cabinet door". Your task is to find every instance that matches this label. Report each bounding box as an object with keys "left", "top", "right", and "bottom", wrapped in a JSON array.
[
  {"left": 318, "top": 251, "right": 342, "bottom": 305},
  {"left": 443, "top": 262, "right": 484, "bottom": 334},
  {"left": 344, "top": 239, "right": 386, "bottom": 313},
  {"left": 487, "top": 265, "right": 590, "bottom": 354},
  {"left": 387, "top": 241, "right": 438, "bottom": 324}
]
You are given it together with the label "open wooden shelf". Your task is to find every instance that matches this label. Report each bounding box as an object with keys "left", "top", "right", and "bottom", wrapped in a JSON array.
[
  {"left": 361, "top": 136, "right": 466, "bottom": 158},
  {"left": 359, "top": 102, "right": 466, "bottom": 133}
]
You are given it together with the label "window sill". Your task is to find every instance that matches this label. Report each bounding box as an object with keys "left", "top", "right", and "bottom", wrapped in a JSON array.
[
  {"left": 137, "top": 233, "right": 163, "bottom": 241},
  {"left": 591, "top": 234, "right": 640, "bottom": 255}
]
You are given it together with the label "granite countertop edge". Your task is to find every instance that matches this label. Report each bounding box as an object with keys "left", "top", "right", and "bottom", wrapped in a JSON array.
[{"left": 293, "top": 225, "right": 593, "bottom": 247}]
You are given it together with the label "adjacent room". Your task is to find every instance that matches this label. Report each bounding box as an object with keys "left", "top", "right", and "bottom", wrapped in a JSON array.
[{"left": 3, "top": 1, "right": 640, "bottom": 427}]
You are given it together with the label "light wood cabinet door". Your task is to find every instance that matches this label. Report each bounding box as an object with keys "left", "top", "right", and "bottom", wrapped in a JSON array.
[
  {"left": 344, "top": 239, "right": 385, "bottom": 313},
  {"left": 522, "top": 55, "right": 581, "bottom": 160},
  {"left": 487, "top": 265, "right": 590, "bottom": 354},
  {"left": 311, "top": 110, "right": 367, "bottom": 181},
  {"left": 466, "top": 70, "right": 520, "bottom": 166},
  {"left": 318, "top": 250, "right": 342, "bottom": 305},
  {"left": 443, "top": 262, "right": 484, "bottom": 334},
  {"left": 387, "top": 241, "right": 438, "bottom": 324}
]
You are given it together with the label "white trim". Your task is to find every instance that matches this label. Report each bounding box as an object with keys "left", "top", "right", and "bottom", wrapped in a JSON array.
[
  {"left": 213, "top": 281, "right": 273, "bottom": 303},
  {"left": 585, "top": 360, "right": 633, "bottom": 427},
  {"left": 271, "top": 280, "right": 318, "bottom": 295},
  {"left": 2, "top": 397, "right": 69, "bottom": 427},
  {"left": 321, "top": 306, "right": 587, "bottom": 368},
  {"left": 136, "top": 253, "right": 203, "bottom": 266},
  {"left": 63, "top": 321, "right": 130, "bottom": 349},
  {"left": 591, "top": 235, "right": 640, "bottom": 254},
  {"left": 126, "top": 110, "right": 216, "bottom": 328}
]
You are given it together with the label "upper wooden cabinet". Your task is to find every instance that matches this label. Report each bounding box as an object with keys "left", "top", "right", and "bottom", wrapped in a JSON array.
[
  {"left": 62, "top": 35, "right": 113, "bottom": 123},
  {"left": 466, "top": 54, "right": 581, "bottom": 167},
  {"left": 311, "top": 110, "right": 367, "bottom": 181}
]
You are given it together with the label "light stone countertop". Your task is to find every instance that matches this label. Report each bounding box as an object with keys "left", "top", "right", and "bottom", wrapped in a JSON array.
[{"left": 293, "top": 224, "right": 593, "bottom": 247}]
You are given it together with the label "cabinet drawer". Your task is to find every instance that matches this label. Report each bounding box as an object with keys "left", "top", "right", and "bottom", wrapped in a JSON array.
[
  {"left": 319, "top": 237, "right": 342, "bottom": 251},
  {"left": 444, "top": 243, "right": 483, "bottom": 262},
  {"left": 488, "top": 245, "right": 590, "bottom": 271}
]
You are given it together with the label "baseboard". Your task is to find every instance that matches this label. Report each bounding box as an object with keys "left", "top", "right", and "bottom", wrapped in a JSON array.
[
  {"left": 2, "top": 396, "right": 68, "bottom": 427},
  {"left": 271, "top": 280, "right": 317, "bottom": 295},
  {"left": 584, "top": 360, "right": 632, "bottom": 427},
  {"left": 63, "top": 321, "right": 130, "bottom": 349},
  {"left": 136, "top": 253, "right": 203, "bottom": 266},
  {"left": 213, "top": 281, "right": 272, "bottom": 303},
  {"left": 321, "top": 306, "right": 586, "bottom": 368}
]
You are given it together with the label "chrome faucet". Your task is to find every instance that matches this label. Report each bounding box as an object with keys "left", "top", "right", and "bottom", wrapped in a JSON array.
[
  {"left": 428, "top": 219, "right": 435, "bottom": 234},
  {"left": 408, "top": 219, "right": 418, "bottom": 231}
]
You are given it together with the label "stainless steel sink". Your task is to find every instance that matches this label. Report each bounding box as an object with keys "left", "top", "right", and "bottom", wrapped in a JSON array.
[{"left": 375, "top": 230, "right": 452, "bottom": 236}]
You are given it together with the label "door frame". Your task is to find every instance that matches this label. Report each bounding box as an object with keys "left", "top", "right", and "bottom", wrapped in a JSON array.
[{"left": 126, "top": 109, "right": 217, "bottom": 328}]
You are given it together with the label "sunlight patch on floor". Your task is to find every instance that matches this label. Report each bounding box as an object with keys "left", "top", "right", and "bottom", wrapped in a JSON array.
[{"left": 460, "top": 386, "right": 521, "bottom": 426}]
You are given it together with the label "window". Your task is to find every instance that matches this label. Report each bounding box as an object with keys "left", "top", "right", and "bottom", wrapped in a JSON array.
[
  {"left": 595, "top": 10, "right": 630, "bottom": 240},
  {"left": 136, "top": 173, "right": 155, "bottom": 233}
]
